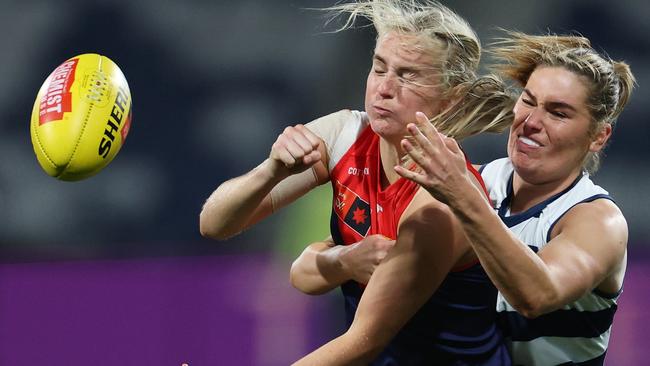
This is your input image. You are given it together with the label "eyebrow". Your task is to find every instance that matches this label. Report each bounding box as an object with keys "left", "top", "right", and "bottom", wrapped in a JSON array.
[
  {"left": 373, "top": 54, "right": 425, "bottom": 77},
  {"left": 523, "top": 89, "right": 578, "bottom": 112}
]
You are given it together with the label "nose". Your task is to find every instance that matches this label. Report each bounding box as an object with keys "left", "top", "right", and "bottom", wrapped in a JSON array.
[
  {"left": 377, "top": 74, "right": 397, "bottom": 98},
  {"left": 523, "top": 108, "right": 543, "bottom": 132}
]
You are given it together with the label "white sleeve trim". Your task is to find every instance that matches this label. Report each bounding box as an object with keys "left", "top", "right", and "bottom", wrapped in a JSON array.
[
  {"left": 269, "top": 109, "right": 368, "bottom": 212},
  {"left": 304, "top": 109, "right": 368, "bottom": 172}
]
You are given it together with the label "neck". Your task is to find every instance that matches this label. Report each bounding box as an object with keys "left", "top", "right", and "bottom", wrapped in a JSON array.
[
  {"left": 379, "top": 138, "right": 405, "bottom": 187},
  {"left": 510, "top": 168, "right": 583, "bottom": 214}
]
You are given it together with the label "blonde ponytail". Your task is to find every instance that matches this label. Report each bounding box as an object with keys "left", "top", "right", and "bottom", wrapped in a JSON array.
[{"left": 433, "top": 75, "right": 515, "bottom": 140}]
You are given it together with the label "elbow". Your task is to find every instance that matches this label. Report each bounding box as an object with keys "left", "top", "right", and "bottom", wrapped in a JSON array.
[
  {"left": 511, "top": 294, "right": 560, "bottom": 319},
  {"left": 513, "top": 302, "right": 544, "bottom": 319},
  {"left": 199, "top": 212, "right": 230, "bottom": 241},
  {"left": 199, "top": 228, "right": 227, "bottom": 241},
  {"left": 289, "top": 261, "right": 327, "bottom": 296}
]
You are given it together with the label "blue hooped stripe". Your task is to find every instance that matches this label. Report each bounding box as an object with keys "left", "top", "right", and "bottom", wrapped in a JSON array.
[
  {"left": 555, "top": 351, "right": 607, "bottom": 366},
  {"left": 499, "top": 305, "right": 617, "bottom": 341}
]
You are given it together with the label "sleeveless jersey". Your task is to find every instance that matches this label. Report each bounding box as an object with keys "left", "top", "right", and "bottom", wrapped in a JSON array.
[
  {"left": 327, "top": 110, "right": 510, "bottom": 365},
  {"left": 480, "top": 158, "right": 620, "bottom": 366}
]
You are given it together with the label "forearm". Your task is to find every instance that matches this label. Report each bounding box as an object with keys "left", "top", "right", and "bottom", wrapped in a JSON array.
[
  {"left": 292, "top": 330, "right": 379, "bottom": 366},
  {"left": 450, "top": 183, "right": 559, "bottom": 316},
  {"left": 290, "top": 241, "right": 349, "bottom": 295},
  {"left": 199, "top": 159, "right": 284, "bottom": 240}
]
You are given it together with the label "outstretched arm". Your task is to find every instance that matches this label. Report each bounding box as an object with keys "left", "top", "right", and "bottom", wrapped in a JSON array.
[
  {"left": 395, "top": 112, "right": 628, "bottom": 318},
  {"left": 290, "top": 235, "right": 395, "bottom": 295},
  {"left": 293, "top": 193, "right": 467, "bottom": 365},
  {"left": 199, "top": 124, "right": 328, "bottom": 240}
]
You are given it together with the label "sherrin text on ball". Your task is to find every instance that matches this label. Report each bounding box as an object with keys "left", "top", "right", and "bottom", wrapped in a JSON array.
[{"left": 30, "top": 53, "right": 132, "bottom": 181}]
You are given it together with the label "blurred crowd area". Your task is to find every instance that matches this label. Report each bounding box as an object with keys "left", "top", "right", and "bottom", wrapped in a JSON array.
[
  {"left": 0, "top": 0, "right": 648, "bottom": 261},
  {"left": 1, "top": 1, "right": 648, "bottom": 364}
]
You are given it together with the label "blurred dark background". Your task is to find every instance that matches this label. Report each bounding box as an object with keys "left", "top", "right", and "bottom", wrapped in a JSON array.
[{"left": 0, "top": 1, "right": 648, "bottom": 365}]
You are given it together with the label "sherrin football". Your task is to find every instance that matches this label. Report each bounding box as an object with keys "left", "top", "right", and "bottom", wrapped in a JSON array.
[{"left": 30, "top": 53, "right": 132, "bottom": 181}]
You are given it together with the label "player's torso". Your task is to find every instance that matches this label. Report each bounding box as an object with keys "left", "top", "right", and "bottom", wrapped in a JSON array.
[
  {"left": 329, "top": 126, "right": 419, "bottom": 246},
  {"left": 481, "top": 158, "right": 617, "bottom": 366},
  {"left": 320, "top": 111, "right": 509, "bottom": 365}
]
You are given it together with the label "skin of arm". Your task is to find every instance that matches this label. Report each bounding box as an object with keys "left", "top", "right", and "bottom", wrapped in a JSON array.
[
  {"left": 289, "top": 235, "right": 396, "bottom": 295},
  {"left": 199, "top": 125, "right": 328, "bottom": 240},
  {"left": 395, "top": 119, "right": 628, "bottom": 318},
  {"left": 292, "top": 190, "right": 470, "bottom": 365}
]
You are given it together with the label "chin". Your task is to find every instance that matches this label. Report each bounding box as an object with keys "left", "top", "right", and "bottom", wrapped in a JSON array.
[
  {"left": 511, "top": 153, "right": 535, "bottom": 172},
  {"left": 512, "top": 159, "right": 548, "bottom": 184},
  {"left": 370, "top": 119, "right": 390, "bottom": 135}
]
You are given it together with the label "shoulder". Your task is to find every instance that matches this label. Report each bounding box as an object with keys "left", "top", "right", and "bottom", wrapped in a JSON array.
[
  {"left": 555, "top": 199, "right": 627, "bottom": 240},
  {"left": 306, "top": 110, "right": 369, "bottom": 172},
  {"left": 304, "top": 109, "right": 367, "bottom": 137},
  {"left": 549, "top": 199, "right": 628, "bottom": 273}
]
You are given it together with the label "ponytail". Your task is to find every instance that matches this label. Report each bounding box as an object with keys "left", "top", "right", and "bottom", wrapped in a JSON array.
[
  {"left": 610, "top": 61, "right": 636, "bottom": 123},
  {"left": 432, "top": 74, "right": 515, "bottom": 140}
]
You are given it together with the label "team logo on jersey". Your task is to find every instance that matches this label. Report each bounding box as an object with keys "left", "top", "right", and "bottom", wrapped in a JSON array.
[{"left": 333, "top": 180, "right": 371, "bottom": 237}]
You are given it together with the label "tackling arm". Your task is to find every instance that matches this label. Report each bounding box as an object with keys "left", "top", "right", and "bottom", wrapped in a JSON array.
[
  {"left": 199, "top": 110, "right": 358, "bottom": 240},
  {"left": 395, "top": 117, "right": 627, "bottom": 318},
  {"left": 199, "top": 130, "right": 327, "bottom": 240},
  {"left": 290, "top": 235, "right": 395, "bottom": 295},
  {"left": 292, "top": 192, "right": 468, "bottom": 365}
]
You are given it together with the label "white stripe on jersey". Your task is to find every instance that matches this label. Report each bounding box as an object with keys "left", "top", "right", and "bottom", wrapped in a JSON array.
[
  {"left": 509, "top": 331, "right": 611, "bottom": 366},
  {"left": 497, "top": 290, "right": 617, "bottom": 313}
]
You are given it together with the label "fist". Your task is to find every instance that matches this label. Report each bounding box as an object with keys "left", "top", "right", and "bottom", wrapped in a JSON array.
[
  {"left": 269, "top": 124, "right": 322, "bottom": 177},
  {"left": 340, "top": 234, "right": 396, "bottom": 285}
]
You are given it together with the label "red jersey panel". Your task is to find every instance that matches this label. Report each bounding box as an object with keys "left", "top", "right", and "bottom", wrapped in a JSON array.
[
  {"left": 328, "top": 122, "right": 509, "bottom": 365},
  {"left": 330, "top": 126, "right": 420, "bottom": 245}
]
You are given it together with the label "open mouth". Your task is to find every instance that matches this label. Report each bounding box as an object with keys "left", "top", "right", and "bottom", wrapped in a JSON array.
[{"left": 518, "top": 136, "right": 541, "bottom": 148}]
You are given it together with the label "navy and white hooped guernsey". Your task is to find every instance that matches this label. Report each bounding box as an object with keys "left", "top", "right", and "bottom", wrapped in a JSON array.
[{"left": 480, "top": 158, "right": 620, "bottom": 366}]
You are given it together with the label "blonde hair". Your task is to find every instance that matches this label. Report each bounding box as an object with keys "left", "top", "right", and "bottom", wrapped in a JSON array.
[
  {"left": 490, "top": 31, "right": 636, "bottom": 173},
  {"left": 324, "top": 0, "right": 514, "bottom": 140}
]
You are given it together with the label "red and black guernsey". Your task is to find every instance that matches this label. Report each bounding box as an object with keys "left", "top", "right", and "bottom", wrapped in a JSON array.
[
  {"left": 329, "top": 126, "right": 510, "bottom": 365},
  {"left": 331, "top": 126, "right": 420, "bottom": 242}
]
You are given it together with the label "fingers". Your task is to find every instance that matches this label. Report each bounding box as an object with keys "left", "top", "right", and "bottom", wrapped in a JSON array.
[
  {"left": 272, "top": 139, "right": 297, "bottom": 166},
  {"left": 443, "top": 135, "right": 462, "bottom": 155},
  {"left": 413, "top": 111, "right": 439, "bottom": 144},
  {"left": 408, "top": 125, "right": 443, "bottom": 158},
  {"left": 400, "top": 134, "right": 428, "bottom": 169},
  {"left": 410, "top": 111, "right": 462, "bottom": 160},
  {"left": 272, "top": 125, "right": 322, "bottom": 167},
  {"left": 303, "top": 150, "right": 321, "bottom": 165},
  {"left": 394, "top": 164, "right": 427, "bottom": 187},
  {"left": 288, "top": 124, "right": 320, "bottom": 153},
  {"left": 295, "top": 124, "right": 322, "bottom": 149}
]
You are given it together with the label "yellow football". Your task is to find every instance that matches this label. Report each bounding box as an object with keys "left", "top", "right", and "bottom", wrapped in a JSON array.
[{"left": 30, "top": 53, "right": 132, "bottom": 181}]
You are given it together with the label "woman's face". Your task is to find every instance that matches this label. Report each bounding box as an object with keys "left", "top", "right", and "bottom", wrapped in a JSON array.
[
  {"left": 365, "top": 31, "right": 446, "bottom": 146},
  {"left": 508, "top": 66, "right": 609, "bottom": 184}
]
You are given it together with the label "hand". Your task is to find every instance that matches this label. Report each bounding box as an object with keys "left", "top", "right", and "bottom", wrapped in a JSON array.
[
  {"left": 393, "top": 111, "right": 470, "bottom": 204},
  {"left": 339, "top": 234, "right": 396, "bottom": 285},
  {"left": 268, "top": 124, "right": 322, "bottom": 179}
]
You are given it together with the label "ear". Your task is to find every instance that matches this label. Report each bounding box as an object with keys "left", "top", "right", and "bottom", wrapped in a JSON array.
[{"left": 589, "top": 123, "right": 612, "bottom": 152}]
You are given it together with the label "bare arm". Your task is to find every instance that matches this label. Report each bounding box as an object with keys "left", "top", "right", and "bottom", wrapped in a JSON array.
[
  {"left": 443, "top": 182, "right": 626, "bottom": 317},
  {"left": 395, "top": 116, "right": 628, "bottom": 318},
  {"left": 293, "top": 192, "right": 468, "bottom": 365},
  {"left": 199, "top": 124, "right": 328, "bottom": 240},
  {"left": 290, "top": 235, "right": 395, "bottom": 295}
]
